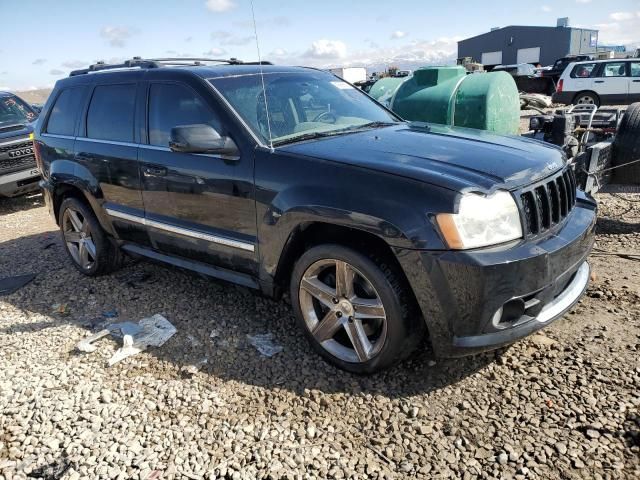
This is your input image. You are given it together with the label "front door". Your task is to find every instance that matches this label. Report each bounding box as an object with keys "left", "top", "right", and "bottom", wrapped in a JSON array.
[
  {"left": 629, "top": 61, "right": 640, "bottom": 102},
  {"left": 592, "top": 61, "right": 629, "bottom": 104},
  {"left": 139, "top": 81, "right": 257, "bottom": 275}
]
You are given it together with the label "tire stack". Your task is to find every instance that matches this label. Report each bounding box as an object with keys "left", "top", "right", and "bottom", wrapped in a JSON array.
[{"left": 613, "top": 103, "right": 640, "bottom": 184}]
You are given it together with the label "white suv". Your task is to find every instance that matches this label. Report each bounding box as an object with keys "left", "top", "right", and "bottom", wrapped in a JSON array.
[{"left": 552, "top": 59, "right": 640, "bottom": 106}]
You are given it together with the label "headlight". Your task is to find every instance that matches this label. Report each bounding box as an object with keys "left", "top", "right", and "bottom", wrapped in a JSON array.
[{"left": 436, "top": 191, "right": 523, "bottom": 249}]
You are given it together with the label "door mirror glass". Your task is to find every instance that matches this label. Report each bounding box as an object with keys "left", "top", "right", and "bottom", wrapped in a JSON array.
[{"left": 169, "top": 124, "right": 239, "bottom": 156}]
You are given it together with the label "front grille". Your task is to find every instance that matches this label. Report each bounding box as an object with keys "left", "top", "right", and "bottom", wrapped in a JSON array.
[
  {"left": 0, "top": 140, "right": 31, "bottom": 154},
  {"left": 0, "top": 154, "right": 36, "bottom": 174},
  {"left": 520, "top": 168, "right": 577, "bottom": 236}
]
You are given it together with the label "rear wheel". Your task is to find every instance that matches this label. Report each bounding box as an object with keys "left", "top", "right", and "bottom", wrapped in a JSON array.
[
  {"left": 59, "top": 197, "right": 122, "bottom": 276},
  {"left": 613, "top": 102, "right": 640, "bottom": 184},
  {"left": 290, "top": 244, "right": 423, "bottom": 374},
  {"left": 572, "top": 91, "right": 600, "bottom": 107}
]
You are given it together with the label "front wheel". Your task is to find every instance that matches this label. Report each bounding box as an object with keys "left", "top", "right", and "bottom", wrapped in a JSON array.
[{"left": 290, "top": 244, "right": 423, "bottom": 374}]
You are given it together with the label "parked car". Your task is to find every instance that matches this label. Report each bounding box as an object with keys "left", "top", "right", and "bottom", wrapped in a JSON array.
[
  {"left": 492, "top": 63, "right": 555, "bottom": 95},
  {"left": 35, "top": 58, "right": 596, "bottom": 373},
  {"left": 493, "top": 63, "right": 536, "bottom": 77},
  {"left": 553, "top": 59, "right": 640, "bottom": 106},
  {"left": 0, "top": 92, "right": 41, "bottom": 197},
  {"left": 543, "top": 55, "right": 593, "bottom": 82}
]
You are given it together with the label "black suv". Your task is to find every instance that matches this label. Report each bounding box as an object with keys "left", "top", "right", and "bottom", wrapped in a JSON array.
[
  {"left": 35, "top": 58, "right": 596, "bottom": 373},
  {"left": 0, "top": 92, "right": 40, "bottom": 197}
]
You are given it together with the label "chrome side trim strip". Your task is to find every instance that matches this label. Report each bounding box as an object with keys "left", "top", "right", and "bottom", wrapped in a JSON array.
[
  {"left": 76, "top": 137, "right": 139, "bottom": 148},
  {"left": 536, "top": 262, "right": 590, "bottom": 323},
  {"left": 106, "top": 208, "right": 144, "bottom": 224},
  {"left": 105, "top": 208, "right": 255, "bottom": 252},
  {"left": 41, "top": 133, "right": 75, "bottom": 140}
]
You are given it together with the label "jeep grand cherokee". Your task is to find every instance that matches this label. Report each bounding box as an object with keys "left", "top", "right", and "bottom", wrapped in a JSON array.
[{"left": 35, "top": 58, "right": 596, "bottom": 373}]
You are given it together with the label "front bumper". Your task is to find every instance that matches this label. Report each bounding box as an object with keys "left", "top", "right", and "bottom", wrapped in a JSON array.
[
  {"left": 0, "top": 168, "right": 41, "bottom": 197},
  {"left": 396, "top": 195, "right": 596, "bottom": 357}
]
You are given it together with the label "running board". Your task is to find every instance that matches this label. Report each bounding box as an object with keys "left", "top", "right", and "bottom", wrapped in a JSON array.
[{"left": 121, "top": 244, "right": 259, "bottom": 289}]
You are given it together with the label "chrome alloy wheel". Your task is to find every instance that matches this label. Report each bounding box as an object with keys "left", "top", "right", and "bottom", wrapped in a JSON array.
[
  {"left": 62, "top": 207, "right": 97, "bottom": 270},
  {"left": 576, "top": 95, "right": 595, "bottom": 105},
  {"left": 299, "top": 259, "right": 388, "bottom": 363}
]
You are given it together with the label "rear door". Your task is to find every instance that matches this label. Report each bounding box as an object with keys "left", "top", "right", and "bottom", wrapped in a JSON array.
[
  {"left": 139, "top": 80, "right": 257, "bottom": 275},
  {"left": 75, "top": 82, "right": 150, "bottom": 245},
  {"left": 629, "top": 61, "right": 640, "bottom": 102},
  {"left": 592, "top": 61, "right": 629, "bottom": 104}
]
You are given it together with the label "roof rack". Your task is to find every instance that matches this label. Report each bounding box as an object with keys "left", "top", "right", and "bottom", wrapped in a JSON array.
[{"left": 69, "top": 57, "right": 273, "bottom": 76}]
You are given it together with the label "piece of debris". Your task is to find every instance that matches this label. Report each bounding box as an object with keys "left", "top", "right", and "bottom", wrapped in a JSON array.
[
  {"left": 520, "top": 93, "right": 552, "bottom": 111},
  {"left": 0, "top": 273, "right": 36, "bottom": 296},
  {"left": 52, "top": 303, "right": 71, "bottom": 316},
  {"left": 117, "top": 271, "right": 154, "bottom": 288},
  {"left": 246, "top": 333, "right": 283, "bottom": 357},
  {"left": 102, "top": 309, "right": 118, "bottom": 319},
  {"left": 210, "top": 329, "right": 220, "bottom": 339},
  {"left": 75, "top": 314, "right": 177, "bottom": 366}
]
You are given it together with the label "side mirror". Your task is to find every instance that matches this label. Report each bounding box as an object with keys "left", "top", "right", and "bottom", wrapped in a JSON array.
[{"left": 169, "top": 124, "right": 239, "bottom": 156}]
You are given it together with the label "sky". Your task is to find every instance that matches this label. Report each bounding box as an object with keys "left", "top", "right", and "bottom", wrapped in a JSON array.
[{"left": 1, "top": 0, "right": 639, "bottom": 91}]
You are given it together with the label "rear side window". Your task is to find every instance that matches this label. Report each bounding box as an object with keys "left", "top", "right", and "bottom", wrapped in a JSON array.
[
  {"left": 631, "top": 62, "right": 640, "bottom": 77},
  {"left": 46, "top": 87, "right": 85, "bottom": 136},
  {"left": 148, "top": 83, "right": 220, "bottom": 147},
  {"left": 86, "top": 84, "right": 136, "bottom": 142},
  {"left": 599, "top": 62, "right": 627, "bottom": 77},
  {"left": 570, "top": 63, "right": 596, "bottom": 78}
]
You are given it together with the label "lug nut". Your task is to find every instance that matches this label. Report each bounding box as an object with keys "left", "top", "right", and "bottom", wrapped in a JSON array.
[
  {"left": 332, "top": 298, "right": 339, "bottom": 304},
  {"left": 336, "top": 312, "right": 342, "bottom": 318}
]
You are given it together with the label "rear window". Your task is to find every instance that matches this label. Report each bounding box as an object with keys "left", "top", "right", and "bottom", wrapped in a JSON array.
[
  {"left": 46, "top": 87, "right": 86, "bottom": 136},
  {"left": 599, "top": 62, "right": 627, "bottom": 78},
  {"left": 86, "top": 84, "right": 136, "bottom": 142},
  {"left": 570, "top": 63, "right": 596, "bottom": 78}
]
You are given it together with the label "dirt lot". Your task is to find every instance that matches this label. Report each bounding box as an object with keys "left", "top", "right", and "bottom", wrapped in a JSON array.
[{"left": 0, "top": 192, "right": 639, "bottom": 480}]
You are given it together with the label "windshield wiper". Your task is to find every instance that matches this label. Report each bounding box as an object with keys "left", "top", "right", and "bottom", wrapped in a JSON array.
[
  {"left": 272, "top": 121, "right": 398, "bottom": 147},
  {"left": 271, "top": 130, "right": 341, "bottom": 146}
]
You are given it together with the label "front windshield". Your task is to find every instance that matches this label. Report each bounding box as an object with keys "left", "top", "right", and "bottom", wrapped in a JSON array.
[
  {"left": 209, "top": 71, "right": 399, "bottom": 145},
  {"left": 0, "top": 95, "right": 37, "bottom": 126}
]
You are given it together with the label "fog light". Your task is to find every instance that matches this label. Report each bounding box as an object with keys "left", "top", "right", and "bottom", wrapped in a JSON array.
[{"left": 492, "top": 299, "right": 526, "bottom": 329}]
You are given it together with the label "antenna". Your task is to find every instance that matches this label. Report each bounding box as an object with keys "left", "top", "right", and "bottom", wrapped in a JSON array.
[{"left": 249, "top": 0, "right": 274, "bottom": 151}]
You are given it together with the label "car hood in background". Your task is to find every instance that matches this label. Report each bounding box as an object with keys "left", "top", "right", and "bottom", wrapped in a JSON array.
[
  {"left": 278, "top": 123, "right": 565, "bottom": 193},
  {"left": 0, "top": 122, "right": 34, "bottom": 141}
]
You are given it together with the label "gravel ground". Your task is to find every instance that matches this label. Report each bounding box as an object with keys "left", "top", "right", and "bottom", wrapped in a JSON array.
[{"left": 0, "top": 192, "right": 639, "bottom": 480}]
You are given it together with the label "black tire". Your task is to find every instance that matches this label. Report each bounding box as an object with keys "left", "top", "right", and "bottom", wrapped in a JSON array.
[
  {"left": 613, "top": 102, "right": 640, "bottom": 184},
  {"left": 290, "top": 244, "right": 424, "bottom": 374},
  {"left": 572, "top": 91, "right": 600, "bottom": 107},
  {"left": 58, "top": 197, "right": 123, "bottom": 276}
]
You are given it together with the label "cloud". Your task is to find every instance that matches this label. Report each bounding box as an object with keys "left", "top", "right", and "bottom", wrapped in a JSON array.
[
  {"left": 32, "top": 59, "right": 46, "bottom": 65},
  {"left": 592, "top": 11, "right": 640, "bottom": 46},
  {"left": 205, "top": 0, "right": 236, "bottom": 13},
  {"left": 185, "top": 36, "right": 193, "bottom": 42},
  {"left": 203, "top": 47, "right": 227, "bottom": 56},
  {"left": 210, "top": 30, "right": 253, "bottom": 46},
  {"left": 304, "top": 39, "right": 347, "bottom": 60},
  {"left": 61, "top": 60, "right": 86, "bottom": 69},
  {"left": 269, "top": 48, "right": 288, "bottom": 57},
  {"left": 541, "top": 5, "right": 552, "bottom": 12},
  {"left": 49, "top": 69, "right": 65, "bottom": 75},
  {"left": 100, "top": 26, "right": 136, "bottom": 47},
  {"left": 391, "top": 31, "right": 407, "bottom": 40},
  {"left": 576, "top": 0, "right": 591, "bottom": 3},
  {"left": 610, "top": 11, "right": 635, "bottom": 21}
]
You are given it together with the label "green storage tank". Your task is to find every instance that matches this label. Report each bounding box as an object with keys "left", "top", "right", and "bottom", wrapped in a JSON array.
[{"left": 371, "top": 66, "right": 520, "bottom": 135}]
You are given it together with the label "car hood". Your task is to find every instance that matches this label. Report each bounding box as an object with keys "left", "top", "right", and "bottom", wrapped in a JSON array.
[
  {"left": 278, "top": 123, "right": 565, "bottom": 193},
  {"left": 0, "top": 121, "right": 34, "bottom": 141}
]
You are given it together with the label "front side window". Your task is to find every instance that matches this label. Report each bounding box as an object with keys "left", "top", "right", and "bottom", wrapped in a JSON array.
[
  {"left": 0, "top": 95, "right": 37, "bottom": 127},
  {"left": 600, "top": 62, "right": 627, "bottom": 77},
  {"left": 148, "top": 83, "right": 221, "bottom": 147},
  {"left": 210, "top": 71, "right": 399, "bottom": 146},
  {"left": 86, "top": 84, "right": 136, "bottom": 142},
  {"left": 631, "top": 62, "right": 640, "bottom": 78},
  {"left": 46, "top": 87, "right": 86, "bottom": 135},
  {"left": 571, "top": 63, "right": 596, "bottom": 78}
]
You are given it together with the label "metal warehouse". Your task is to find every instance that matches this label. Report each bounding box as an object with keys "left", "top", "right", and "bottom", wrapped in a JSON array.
[{"left": 457, "top": 18, "right": 598, "bottom": 67}]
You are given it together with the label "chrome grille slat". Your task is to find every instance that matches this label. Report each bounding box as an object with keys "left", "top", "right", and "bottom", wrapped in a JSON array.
[{"left": 519, "top": 168, "right": 577, "bottom": 237}]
